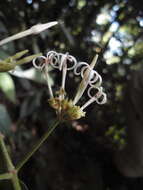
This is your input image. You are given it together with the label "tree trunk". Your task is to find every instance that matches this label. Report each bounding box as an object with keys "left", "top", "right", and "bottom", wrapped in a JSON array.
[{"left": 115, "top": 70, "right": 143, "bottom": 177}]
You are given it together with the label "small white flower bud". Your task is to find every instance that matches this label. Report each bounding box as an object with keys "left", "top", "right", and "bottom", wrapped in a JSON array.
[
  {"left": 30, "top": 21, "right": 58, "bottom": 34},
  {"left": 0, "top": 21, "right": 58, "bottom": 46}
]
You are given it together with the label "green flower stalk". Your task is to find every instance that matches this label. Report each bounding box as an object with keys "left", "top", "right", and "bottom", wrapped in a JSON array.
[{"left": 0, "top": 133, "right": 21, "bottom": 190}]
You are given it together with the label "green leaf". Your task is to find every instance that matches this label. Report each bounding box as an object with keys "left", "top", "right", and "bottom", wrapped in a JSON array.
[
  {"left": 0, "top": 73, "right": 16, "bottom": 103},
  {"left": 0, "top": 104, "right": 12, "bottom": 135}
]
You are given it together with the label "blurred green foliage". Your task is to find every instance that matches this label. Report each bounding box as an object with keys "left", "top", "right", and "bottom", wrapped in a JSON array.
[{"left": 0, "top": 104, "right": 12, "bottom": 135}]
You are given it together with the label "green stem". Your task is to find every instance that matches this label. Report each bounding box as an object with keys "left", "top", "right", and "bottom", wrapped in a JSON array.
[
  {"left": 16, "top": 120, "right": 60, "bottom": 172},
  {"left": 0, "top": 173, "right": 12, "bottom": 180},
  {"left": 0, "top": 134, "right": 15, "bottom": 171},
  {"left": 0, "top": 134, "right": 21, "bottom": 190},
  {"left": 11, "top": 173, "right": 22, "bottom": 190}
]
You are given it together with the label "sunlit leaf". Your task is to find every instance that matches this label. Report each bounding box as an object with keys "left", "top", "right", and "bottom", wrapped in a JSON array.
[{"left": 77, "top": 0, "right": 86, "bottom": 10}]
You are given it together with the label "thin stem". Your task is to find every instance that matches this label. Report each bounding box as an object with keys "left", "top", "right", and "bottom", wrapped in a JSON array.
[
  {"left": 0, "top": 133, "right": 21, "bottom": 190},
  {"left": 11, "top": 173, "right": 22, "bottom": 190},
  {"left": 0, "top": 173, "right": 12, "bottom": 180},
  {"left": 80, "top": 97, "right": 96, "bottom": 110},
  {"left": 0, "top": 134, "right": 15, "bottom": 171},
  {"left": 44, "top": 65, "right": 54, "bottom": 98},
  {"left": 16, "top": 120, "right": 60, "bottom": 172}
]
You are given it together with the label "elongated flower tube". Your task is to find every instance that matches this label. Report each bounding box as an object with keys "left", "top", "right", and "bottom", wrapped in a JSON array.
[
  {"left": 81, "top": 87, "right": 107, "bottom": 110},
  {"left": 59, "top": 53, "right": 68, "bottom": 100},
  {"left": 0, "top": 21, "right": 58, "bottom": 46},
  {"left": 59, "top": 53, "right": 77, "bottom": 99},
  {"left": 47, "top": 51, "right": 77, "bottom": 99},
  {"left": 33, "top": 55, "right": 54, "bottom": 98},
  {"left": 73, "top": 55, "right": 100, "bottom": 105},
  {"left": 33, "top": 51, "right": 107, "bottom": 121}
]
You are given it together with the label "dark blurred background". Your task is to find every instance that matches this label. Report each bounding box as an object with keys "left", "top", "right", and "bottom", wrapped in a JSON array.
[{"left": 0, "top": 0, "right": 143, "bottom": 189}]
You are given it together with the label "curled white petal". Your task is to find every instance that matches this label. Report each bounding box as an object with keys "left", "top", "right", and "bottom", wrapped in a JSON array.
[
  {"left": 81, "top": 65, "right": 91, "bottom": 78},
  {"left": 59, "top": 53, "right": 67, "bottom": 71},
  {"left": 87, "top": 86, "right": 103, "bottom": 99},
  {"left": 74, "top": 62, "right": 89, "bottom": 76},
  {"left": 81, "top": 87, "right": 107, "bottom": 110},
  {"left": 88, "top": 86, "right": 107, "bottom": 104},
  {"left": 81, "top": 68, "right": 103, "bottom": 87},
  {"left": 46, "top": 51, "right": 77, "bottom": 71},
  {"left": 33, "top": 56, "right": 47, "bottom": 70},
  {"left": 96, "top": 92, "right": 107, "bottom": 104},
  {"left": 89, "top": 71, "right": 102, "bottom": 87},
  {"left": 66, "top": 55, "right": 77, "bottom": 70},
  {"left": 47, "top": 51, "right": 60, "bottom": 69},
  {"left": 74, "top": 58, "right": 103, "bottom": 90}
]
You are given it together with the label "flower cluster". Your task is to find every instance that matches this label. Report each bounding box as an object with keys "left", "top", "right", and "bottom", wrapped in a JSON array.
[{"left": 33, "top": 51, "right": 107, "bottom": 121}]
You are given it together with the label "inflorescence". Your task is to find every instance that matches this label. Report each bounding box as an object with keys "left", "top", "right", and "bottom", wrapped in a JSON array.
[{"left": 33, "top": 51, "right": 107, "bottom": 121}]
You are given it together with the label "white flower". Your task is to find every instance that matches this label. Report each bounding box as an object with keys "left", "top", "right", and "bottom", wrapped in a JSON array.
[{"left": 33, "top": 50, "right": 107, "bottom": 120}]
